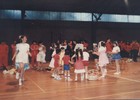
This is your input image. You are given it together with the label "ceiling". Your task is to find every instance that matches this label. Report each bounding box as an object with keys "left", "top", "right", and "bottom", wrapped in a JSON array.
[{"left": 0, "top": 0, "right": 140, "bottom": 15}]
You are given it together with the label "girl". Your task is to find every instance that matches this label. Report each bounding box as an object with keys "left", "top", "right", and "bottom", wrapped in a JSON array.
[
  {"left": 72, "top": 48, "right": 85, "bottom": 81},
  {"left": 111, "top": 41, "right": 121, "bottom": 74},
  {"left": 12, "top": 35, "right": 31, "bottom": 85},
  {"left": 106, "top": 38, "right": 113, "bottom": 63},
  {"left": 36, "top": 42, "right": 46, "bottom": 70},
  {"left": 52, "top": 48, "right": 61, "bottom": 80},
  {"left": 92, "top": 43, "right": 99, "bottom": 70},
  {"left": 83, "top": 49, "right": 90, "bottom": 79},
  {"left": 59, "top": 47, "right": 65, "bottom": 74},
  {"left": 49, "top": 48, "right": 56, "bottom": 72},
  {"left": 94, "top": 41, "right": 109, "bottom": 79}
]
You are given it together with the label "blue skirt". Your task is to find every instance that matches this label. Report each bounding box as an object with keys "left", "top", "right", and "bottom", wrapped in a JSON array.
[
  {"left": 15, "top": 63, "right": 30, "bottom": 71},
  {"left": 112, "top": 53, "right": 121, "bottom": 60}
]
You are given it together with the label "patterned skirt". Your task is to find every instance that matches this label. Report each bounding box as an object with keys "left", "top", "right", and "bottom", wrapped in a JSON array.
[{"left": 15, "top": 63, "right": 30, "bottom": 71}]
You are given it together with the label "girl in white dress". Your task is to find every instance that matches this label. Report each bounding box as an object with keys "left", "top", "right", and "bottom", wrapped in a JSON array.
[
  {"left": 12, "top": 35, "right": 31, "bottom": 85},
  {"left": 36, "top": 42, "right": 46, "bottom": 69},
  {"left": 94, "top": 41, "right": 109, "bottom": 79},
  {"left": 49, "top": 49, "right": 56, "bottom": 69}
]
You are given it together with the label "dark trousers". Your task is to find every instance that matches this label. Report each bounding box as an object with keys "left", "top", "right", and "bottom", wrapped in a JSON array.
[{"left": 130, "top": 49, "right": 138, "bottom": 62}]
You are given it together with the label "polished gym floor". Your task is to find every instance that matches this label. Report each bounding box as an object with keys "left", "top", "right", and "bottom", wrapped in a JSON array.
[{"left": 0, "top": 60, "right": 140, "bottom": 100}]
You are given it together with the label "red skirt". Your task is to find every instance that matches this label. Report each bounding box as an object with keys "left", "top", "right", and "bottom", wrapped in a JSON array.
[{"left": 83, "top": 61, "right": 89, "bottom": 66}]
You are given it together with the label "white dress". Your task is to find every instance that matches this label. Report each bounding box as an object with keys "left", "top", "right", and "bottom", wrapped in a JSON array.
[
  {"left": 15, "top": 43, "right": 30, "bottom": 70},
  {"left": 49, "top": 50, "right": 56, "bottom": 68},
  {"left": 98, "top": 46, "right": 109, "bottom": 67},
  {"left": 36, "top": 45, "right": 46, "bottom": 63},
  {"left": 15, "top": 43, "right": 29, "bottom": 63},
  {"left": 83, "top": 51, "right": 90, "bottom": 61}
]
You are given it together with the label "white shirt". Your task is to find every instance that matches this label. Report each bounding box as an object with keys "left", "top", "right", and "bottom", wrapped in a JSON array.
[
  {"left": 15, "top": 43, "right": 30, "bottom": 63},
  {"left": 83, "top": 51, "right": 90, "bottom": 61},
  {"left": 60, "top": 45, "right": 67, "bottom": 50},
  {"left": 74, "top": 43, "right": 84, "bottom": 51},
  {"left": 112, "top": 46, "right": 120, "bottom": 53}
]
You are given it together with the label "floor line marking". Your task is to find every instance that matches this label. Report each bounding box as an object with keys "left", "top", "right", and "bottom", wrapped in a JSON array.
[
  {"left": 74, "top": 74, "right": 140, "bottom": 100},
  {"left": 26, "top": 76, "right": 46, "bottom": 93},
  {"left": 107, "top": 74, "right": 140, "bottom": 83},
  {"left": 0, "top": 82, "right": 129, "bottom": 96}
]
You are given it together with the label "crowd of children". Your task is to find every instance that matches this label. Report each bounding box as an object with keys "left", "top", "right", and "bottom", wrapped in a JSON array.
[
  {"left": 49, "top": 39, "right": 120, "bottom": 81},
  {"left": 2, "top": 36, "right": 140, "bottom": 85},
  {"left": 48, "top": 39, "right": 140, "bottom": 81}
]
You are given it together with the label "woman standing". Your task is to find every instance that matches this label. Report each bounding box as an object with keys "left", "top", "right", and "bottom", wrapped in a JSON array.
[{"left": 12, "top": 35, "right": 31, "bottom": 85}]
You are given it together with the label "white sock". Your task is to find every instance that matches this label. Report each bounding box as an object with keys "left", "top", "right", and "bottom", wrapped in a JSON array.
[{"left": 16, "top": 72, "right": 19, "bottom": 79}]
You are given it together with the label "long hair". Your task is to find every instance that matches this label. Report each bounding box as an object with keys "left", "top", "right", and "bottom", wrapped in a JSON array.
[
  {"left": 76, "top": 48, "right": 83, "bottom": 60},
  {"left": 98, "top": 41, "right": 105, "bottom": 48},
  {"left": 17, "top": 35, "right": 24, "bottom": 43},
  {"left": 113, "top": 41, "right": 119, "bottom": 46}
]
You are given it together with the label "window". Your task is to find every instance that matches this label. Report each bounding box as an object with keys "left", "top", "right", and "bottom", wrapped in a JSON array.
[
  {"left": 25, "top": 11, "right": 92, "bottom": 21},
  {"left": 0, "top": 10, "right": 21, "bottom": 19},
  {"left": 1, "top": 10, "right": 140, "bottom": 23},
  {"left": 96, "top": 14, "right": 127, "bottom": 22}
]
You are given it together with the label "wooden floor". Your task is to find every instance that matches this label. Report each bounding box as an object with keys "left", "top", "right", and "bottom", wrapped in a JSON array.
[{"left": 1, "top": 61, "right": 140, "bottom": 100}]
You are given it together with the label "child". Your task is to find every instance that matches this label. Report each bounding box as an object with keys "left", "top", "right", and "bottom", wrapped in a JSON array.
[
  {"left": 12, "top": 35, "right": 31, "bottom": 85},
  {"left": 111, "top": 41, "right": 121, "bottom": 74},
  {"left": 94, "top": 41, "right": 109, "bottom": 79},
  {"left": 62, "top": 51, "right": 72, "bottom": 81},
  {"left": 106, "top": 38, "right": 113, "bottom": 63},
  {"left": 83, "top": 49, "right": 90, "bottom": 79},
  {"left": 59, "top": 47, "right": 65, "bottom": 74},
  {"left": 49, "top": 48, "right": 56, "bottom": 72},
  {"left": 72, "top": 48, "right": 85, "bottom": 81},
  {"left": 36, "top": 42, "right": 46, "bottom": 70},
  {"left": 52, "top": 48, "right": 61, "bottom": 80},
  {"left": 30, "top": 41, "right": 39, "bottom": 68},
  {"left": 92, "top": 43, "right": 99, "bottom": 70}
]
